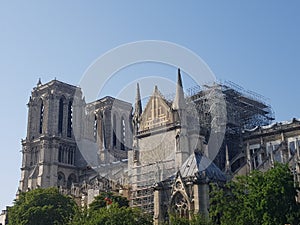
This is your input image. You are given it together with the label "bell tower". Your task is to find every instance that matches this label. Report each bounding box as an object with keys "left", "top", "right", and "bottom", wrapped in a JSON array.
[{"left": 19, "top": 79, "right": 85, "bottom": 193}]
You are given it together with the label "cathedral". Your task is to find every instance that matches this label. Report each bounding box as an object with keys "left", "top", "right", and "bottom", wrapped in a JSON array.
[{"left": 17, "top": 69, "right": 300, "bottom": 224}]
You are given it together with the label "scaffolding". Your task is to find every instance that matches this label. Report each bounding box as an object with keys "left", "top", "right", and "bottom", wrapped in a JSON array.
[
  {"left": 130, "top": 186, "right": 155, "bottom": 214},
  {"left": 187, "top": 81, "right": 274, "bottom": 131},
  {"left": 187, "top": 80, "right": 274, "bottom": 170},
  {"left": 129, "top": 159, "right": 176, "bottom": 214},
  {"left": 221, "top": 80, "right": 274, "bottom": 129},
  {"left": 129, "top": 80, "right": 275, "bottom": 212}
]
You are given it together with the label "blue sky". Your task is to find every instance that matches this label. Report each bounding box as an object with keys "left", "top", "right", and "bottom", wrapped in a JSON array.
[{"left": 0, "top": 1, "right": 299, "bottom": 210}]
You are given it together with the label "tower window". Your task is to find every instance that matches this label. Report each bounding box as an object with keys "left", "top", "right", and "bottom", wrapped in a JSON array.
[
  {"left": 121, "top": 116, "right": 126, "bottom": 150},
  {"left": 113, "top": 114, "right": 117, "bottom": 147},
  {"left": 34, "top": 148, "right": 38, "bottom": 164},
  {"left": 39, "top": 101, "right": 44, "bottom": 134},
  {"left": 30, "top": 147, "right": 39, "bottom": 165},
  {"left": 58, "top": 146, "right": 63, "bottom": 163},
  {"left": 67, "top": 101, "right": 73, "bottom": 137},
  {"left": 67, "top": 174, "right": 76, "bottom": 188},
  {"left": 58, "top": 98, "right": 64, "bottom": 133},
  {"left": 70, "top": 148, "right": 74, "bottom": 164},
  {"left": 93, "top": 115, "right": 97, "bottom": 141},
  {"left": 58, "top": 146, "right": 75, "bottom": 165},
  {"left": 68, "top": 148, "right": 72, "bottom": 164}
]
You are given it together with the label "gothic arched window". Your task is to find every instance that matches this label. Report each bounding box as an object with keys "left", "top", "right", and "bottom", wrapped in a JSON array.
[
  {"left": 171, "top": 192, "right": 189, "bottom": 219},
  {"left": 70, "top": 147, "right": 74, "bottom": 165},
  {"left": 57, "top": 172, "right": 65, "bottom": 187},
  {"left": 58, "top": 146, "right": 63, "bottom": 163},
  {"left": 34, "top": 147, "right": 38, "bottom": 164},
  {"left": 176, "top": 134, "right": 180, "bottom": 152},
  {"left": 113, "top": 114, "right": 117, "bottom": 148},
  {"left": 39, "top": 101, "right": 44, "bottom": 134},
  {"left": 67, "top": 148, "right": 72, "bottom": 164},
  {"left": 93, "top": 115, "right": 97, "bottom": 141},
  {"left": 67, "top": 101, "right": 73, "bottom": 137},
  {"left": 58, "top": 98, "right": 64, "bottom": 134},
  {"left": 120, "top": 116, "right": 126, "bottom": 150},
  {"left": 67, "top": 174, "right": 77, "bottom": 188}
]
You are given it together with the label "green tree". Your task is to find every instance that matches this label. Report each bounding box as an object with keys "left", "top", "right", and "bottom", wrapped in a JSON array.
[
  {"left": 71, "top": 203, "right": 152, "bottom": 225},
  {"left": 71, "top": 192, "right": 150, "bottom": 225},
  {"left": 88, "top": 191, "right": 129, "bottom": 211},
  {"left": 168, "top": 213, "right": 213, "bottom": 225},
  {"left": 8, "top": 187, "right": 78, "bottom": 225},
  {"left": 210, "top": 163, "right": 300, "bottom": 225}
]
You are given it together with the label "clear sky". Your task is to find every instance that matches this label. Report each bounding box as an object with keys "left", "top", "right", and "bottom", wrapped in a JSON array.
[{"left": 0, "top": 1, "right": 299, "bottom": 210}]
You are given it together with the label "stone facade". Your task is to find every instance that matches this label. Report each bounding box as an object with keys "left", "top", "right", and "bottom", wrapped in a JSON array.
[
  {"left": 128, "top": 70, "right": 227, "bottom": 224},
  {"left": 18, "top": 79, "right": 132, "bottom": 206},
  {"left": 232, "top": 119, "right": 300, "bottom": 197},
  {"left": 17, "top": 70, "right": 300, "bottom": 224},
  {"left": 19, "top": 79, "right": 85, "bottom": 192}
]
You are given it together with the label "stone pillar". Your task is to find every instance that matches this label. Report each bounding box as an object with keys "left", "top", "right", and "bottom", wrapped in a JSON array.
[
  {"left": 246, "top": 142, "right": 252, "bottom": 172},
  {"left": 175, "top": 131, "right": 190, "bottom": 170},
  {"left": 72, "top": 96, "right": 83, "bottom": 141},
  {"left": 194, "top": 183, "right": 209, "bottom": 217},
  {"left": 26, "top": 99, "right": 33, "bottom": 139},
  {"left": 153, "top": 188, "right": 163, "bottom": 225},
  {"left": 296, "top": 138, "right": 300, "bottom": 159},
  {"left": 193, "top": 184, "right": 200, "bottom": 214},
  {"left": 270, "top": 143, "right": 275, "bottom": 167},
  {"left": 19, "top": 144, "right": 30, "bottom": 192}
]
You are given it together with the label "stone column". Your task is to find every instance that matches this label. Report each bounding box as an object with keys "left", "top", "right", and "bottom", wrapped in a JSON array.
[
  {"left": 246, "top": 142, "right": 252, "bottom": 172},
  {"left": 153, "top": 188, "right": 163, "bottom": 225},
  {"left": 194, "top": 183, "right": 209, "bottom": 217}
]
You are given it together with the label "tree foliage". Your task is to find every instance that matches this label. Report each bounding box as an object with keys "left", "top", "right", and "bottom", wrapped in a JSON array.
[
  {"left": 210, "top": 163, "right": 300, "bottom": 225},
  {"left": 168, "top": 214, "right": 213, "bottom": 225},
  {"left": 88, "top": 191, "right": 129, "bottom": 211},
  {"left": 8, "top": 187, "right": 78, "bottom": 225},
  {"left": 71, "top": 203, "right": 152, "bottom": 225},
  {"left": 71, "top": 192, "right": 151, "bottom": 225}
]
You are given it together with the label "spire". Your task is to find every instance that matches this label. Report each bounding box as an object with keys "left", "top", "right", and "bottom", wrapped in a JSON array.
[
  {"left": 134, "top": 83, "right": 142, "bottom": 118},
  {"left": 37, "top": 78, "right": 42, "bottom": 86},
  {"left": 153, "top": 85, "right": 159, "bottom": 96},
  {"left": 172, "top": 68, "right": 185, "bottom": 110},
  {"left": 133, "top": 83, "right": 142, "bottom": 137}
]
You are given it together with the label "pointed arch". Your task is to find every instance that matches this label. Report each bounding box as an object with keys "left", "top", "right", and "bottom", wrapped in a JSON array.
[
  {"left": 57, "top": 172, "right": 65, "bottom": 187},
  {"left": 112, "top": 113, "right": 117, "bottom": 148},
  {"left": 67, "top": 100, "right": 73, "bottom": 137},
  {"left": 111, "top": 110, "right": 120, "bottom": 148},
  {"left": 58, "top": 146, "right": 63, "bottom": 163},
  {"left": 67, "top": 173, "right": 77, "bottom": 188},
  {"left": 120, "top": 115, "right": 126, "bottom": 150},
  {"left": 39, "top": 99, "right": 44, "bottom": 134},
  {"left": 58, "top": 97, "right": 65, "bottom": 134},
  {"left": 176, "top": 134, "right": 180, "bottom": 152},
  {"left": 93, "top": 114, "right": 98, "bottom": 141},
  {"left": 171, "top": 191, "right": 190, "bottom": 219}
]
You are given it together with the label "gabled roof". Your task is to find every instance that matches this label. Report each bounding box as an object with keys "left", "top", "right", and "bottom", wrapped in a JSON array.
[
  {"left": 179, "top": 151, "right": 226, "bottom": 182},
  {"left": 142, "top": 85, "right": 172, "bottom": 109},
  {"left": 139, "top": 85, "right": 173, "bottom": 131}
]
